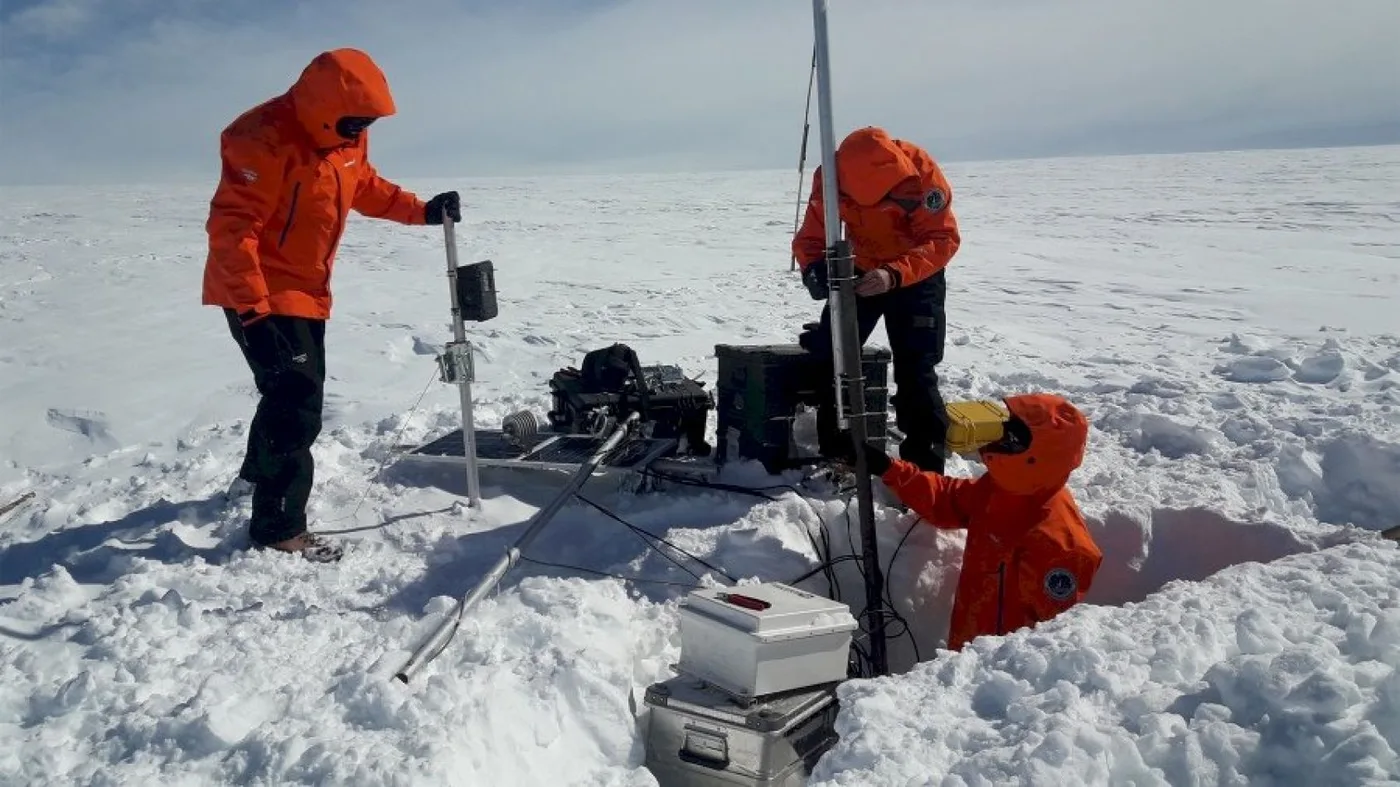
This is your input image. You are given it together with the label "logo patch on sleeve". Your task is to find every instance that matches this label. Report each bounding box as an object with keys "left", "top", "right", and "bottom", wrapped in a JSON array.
[
  {"left": 923, "top": 188, "right": 947, "bottom": 212},
  {"left": 240, "top": 168, "right": 259, "bottom": 184},
  {"left": 1043, "top": 568, "right": 1077, "bottom": 601}
]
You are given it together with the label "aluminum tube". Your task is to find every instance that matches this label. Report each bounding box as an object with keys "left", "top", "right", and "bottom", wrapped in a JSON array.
[
  {"left": 442, "top": 213, "right": 482, "bottom": 508},
  {"left": 394, "top": 413, "right": 639, "bottom": 683}
]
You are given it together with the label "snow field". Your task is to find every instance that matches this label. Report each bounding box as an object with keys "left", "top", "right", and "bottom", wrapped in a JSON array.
[{"left": 1, "top": 143, "right": 1399, "bottom": 784}]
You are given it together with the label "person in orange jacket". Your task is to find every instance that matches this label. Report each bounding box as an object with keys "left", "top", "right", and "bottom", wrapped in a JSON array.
[
  {"left": 202, "top": 48, "right": 461, "bottom": 563},
  {"left": 836, "top": 393, "right": 1103, "bottom": 651},
  {"left": 794, "top": 126, "right": 961, "bottom": 473}
]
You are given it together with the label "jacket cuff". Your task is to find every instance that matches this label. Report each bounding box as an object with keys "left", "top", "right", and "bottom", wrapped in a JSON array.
[
  {"left": 238, "top": 304, "right": 271, "bottom": 326},
  {"left": 880, "top": 456, "right": 920, "bottom": 485},
  {"left": 883, "top": 265, "right": 903, "bottom": 288}
]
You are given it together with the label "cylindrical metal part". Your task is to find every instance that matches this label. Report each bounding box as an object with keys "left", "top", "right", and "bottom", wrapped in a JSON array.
[
  {"left": 443, "top": 213, "right": 482, "bottom": 508},
  {"left": 812, "top": 0, "right": 850, "bottom": 425},
  {"left": 810, "top": 0, "right": 888, "bottom": 677},
  {"left": 502, "top": 410, "right": 542, "bottom": 447}
]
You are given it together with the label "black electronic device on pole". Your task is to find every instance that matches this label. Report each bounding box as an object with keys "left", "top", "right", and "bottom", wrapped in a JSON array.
[{"left": 809, "top": 0, "right": 888, "bottom": 677}]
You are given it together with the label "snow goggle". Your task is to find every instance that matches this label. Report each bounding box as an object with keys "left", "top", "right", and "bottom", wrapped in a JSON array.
[
  {"left": 979, "top": 417, "right": 1031, "bottom": 455},
  {"left": 335, "top": 116, "right": 377, "bottom": 139}
]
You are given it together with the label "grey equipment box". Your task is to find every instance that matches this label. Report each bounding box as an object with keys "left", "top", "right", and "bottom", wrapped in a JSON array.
[{"left": 641, "top": 674, "right": 840, "bottom": 786}]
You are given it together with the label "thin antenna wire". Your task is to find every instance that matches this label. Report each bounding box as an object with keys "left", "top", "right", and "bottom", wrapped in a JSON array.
[{"left": 791, "top": 45, "right": 817, "bottom": 272}]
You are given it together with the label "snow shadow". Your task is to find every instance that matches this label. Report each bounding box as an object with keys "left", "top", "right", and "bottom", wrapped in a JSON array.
[
  {"left": 380, "top": 460, "right": 604, "bottom": 511},
  {"left": 1084, "top": 506, "right": 1338, "bottom": 607},
  {"left": 380, "top": 470, "right": 817, "bottom": 617},
  {"left": 1311, "top": 435, "right": 1400, "bottom": 531},
  {"left": 0, "top": 496, "right": 235, "bottom": 588}
]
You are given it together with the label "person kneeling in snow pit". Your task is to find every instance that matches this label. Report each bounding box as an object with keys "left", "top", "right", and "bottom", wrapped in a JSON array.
[
  {"left": 834, "top": 393, "right": 1103, "bottom": 651},
  {"left": 202, "top": 48, "right": 463, "bottom": 563}
]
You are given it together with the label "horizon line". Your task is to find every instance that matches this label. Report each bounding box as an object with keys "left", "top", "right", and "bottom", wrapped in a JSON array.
[{"left": 1, "top": 140, "right": 1397, "bottom": 191}]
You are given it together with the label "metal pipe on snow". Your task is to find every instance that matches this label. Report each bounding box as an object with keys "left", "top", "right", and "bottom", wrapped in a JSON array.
[{"left": 393, "top": 413, "right": 640, "bottom": 684}]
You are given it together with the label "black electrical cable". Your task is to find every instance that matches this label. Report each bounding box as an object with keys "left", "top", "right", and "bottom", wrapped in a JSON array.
[
  {"left": 885, "top": 515, "right": 923, "bottom": 626},
  {"left": 640, "top": 467, "right": 787, "bottom": 499},
  {"left": 531, "top": 462, "right": 928, "bottom": 672},
  {"left": 786, "top": 555, "right": 862, "bottom": 588},
  {"left": 518, "top": 556, "right": 703, "bottom": 589},
  {"left": 574, "top": 492, "right": 739, "bottom": 584},
  {"left": 836, "top": 489, "right": 925, "bottom": 669},
  {"left": 641, "top": 466, "right": 844, "bottom": 600},
  {"left": 639, "top": 466, "right": 920, "bottom": 673},
  {"left": 842, "top": 495, "right": 866, "bottom": 584}
]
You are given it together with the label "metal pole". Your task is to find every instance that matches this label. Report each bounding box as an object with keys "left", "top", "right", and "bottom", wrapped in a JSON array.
[
  {"left": 810, "top": 0, "right": 888, "bottom": 677},
  {"left": 791, "top": 46, "right": 816, "bottom": 272},
  {"left": 811, "top": 0, "right": 847, "bottom": 423},
  {"left": 442, "top": 212, "right": 482, "bottom": 508},
  {"left": 394, "top": 413, "right": 639, "bottom": 683}
]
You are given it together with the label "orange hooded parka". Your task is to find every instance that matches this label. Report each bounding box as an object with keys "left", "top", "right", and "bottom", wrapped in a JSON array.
[
  {"left": 792, "top": 127, "right": 961, "bottom": 288},
  {"left": 880, "top": 393, "right": 1103, "bottom": 651},
  {"left": 202, "top": 49, "right": 427, "bottom": 323}
]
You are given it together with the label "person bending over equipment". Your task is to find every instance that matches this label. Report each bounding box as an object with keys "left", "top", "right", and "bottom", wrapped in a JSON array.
[{"left": 793, "top": 126, "right": 961, "bottom": 473}]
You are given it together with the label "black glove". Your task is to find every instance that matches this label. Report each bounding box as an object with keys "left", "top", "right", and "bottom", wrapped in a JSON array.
[
  {"left": 802, "top": 261, "right": 829, "bottom": 300},
  {"left": 425, "top": 191, "right": 462, "bottom": 225},
  {"left": 827, "top": 433, "right": 892, "bottom": 476},
  {"left": 858, "top": 438, "right": 892, "bottom": 476}
]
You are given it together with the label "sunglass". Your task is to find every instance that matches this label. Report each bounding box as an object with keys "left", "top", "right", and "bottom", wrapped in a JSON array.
[
  {"left": 335, "top": 116, "right": 377, "bottom": 138},
  {"left": 980, "top": 418, "right": 1031, "bottom": 455}
]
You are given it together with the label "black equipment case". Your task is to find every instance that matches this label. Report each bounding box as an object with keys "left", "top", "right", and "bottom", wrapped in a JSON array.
[{"left": 713, "top": 343, "right": 891, "bottom": 474}]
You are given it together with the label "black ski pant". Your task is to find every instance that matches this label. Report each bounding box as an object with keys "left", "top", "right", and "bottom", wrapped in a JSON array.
[
  {"left": 800, "top": 270, "right": 949, "bottom": 473},
  {"left": 223, "top": 309, "right": 327, "bottom": 546}
]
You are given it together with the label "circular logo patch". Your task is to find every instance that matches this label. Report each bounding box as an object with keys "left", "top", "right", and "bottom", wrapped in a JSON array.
[
  {"left": 923, "top": 188, "right": 947, "bottom": 212},
  {"left": 1043, "top": 568, "right": 1077, "bottom": 601}
]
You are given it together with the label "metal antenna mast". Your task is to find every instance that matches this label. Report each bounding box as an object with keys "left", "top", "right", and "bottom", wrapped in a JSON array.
[{"left": 810, "top": 0, "right": 888, "bottom": 676}]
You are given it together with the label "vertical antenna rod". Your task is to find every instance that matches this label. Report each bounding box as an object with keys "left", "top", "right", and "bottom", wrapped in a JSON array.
[{"left": 810, "top": 0, "right": 888, "bottom": 676}]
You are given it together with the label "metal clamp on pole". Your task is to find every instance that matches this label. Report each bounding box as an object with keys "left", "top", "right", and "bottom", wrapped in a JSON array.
[
  {"left": 439, "top": 212, "right": 482, "bottom": 508},
  {"left": 393, "top": 412, "right": 641, "bottom": 684},
  {"left": 436, "top": 340, "right": 476, "bottom": 385}
]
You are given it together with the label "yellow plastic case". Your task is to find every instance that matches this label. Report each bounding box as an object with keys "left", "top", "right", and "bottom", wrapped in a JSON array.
[{"left": 944, "top": 400, "right": 1010, "bottom": 454}]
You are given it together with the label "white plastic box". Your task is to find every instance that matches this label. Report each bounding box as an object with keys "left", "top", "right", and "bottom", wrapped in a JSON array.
[{"left": 676, "top": 582, "right": 857, "bottom": 701}]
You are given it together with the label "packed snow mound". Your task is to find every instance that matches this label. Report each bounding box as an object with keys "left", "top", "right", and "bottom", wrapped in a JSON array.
[{"left": 810, "top": 540, "right": 1400, "bottom": 786}]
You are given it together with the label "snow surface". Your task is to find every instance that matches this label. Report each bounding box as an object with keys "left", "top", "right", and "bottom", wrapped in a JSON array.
[{"left": 1, "top": 143, "right": 1399, "bottom": 785}]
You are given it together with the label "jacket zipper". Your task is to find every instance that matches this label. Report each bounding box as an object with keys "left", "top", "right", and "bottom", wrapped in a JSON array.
[
  {"left": 323, "top": 164, "right": 344, "bottom": 291},
  {"left": 995, "top": 562, "right": 1006, "bottom": 636},
  {"left": 278, "top": 182, "right": 301, "bottom": 248}
]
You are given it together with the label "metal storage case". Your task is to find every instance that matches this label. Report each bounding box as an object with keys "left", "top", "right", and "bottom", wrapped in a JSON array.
[{"left": 641, "top": 675, "right": 840, "bottom": 786}]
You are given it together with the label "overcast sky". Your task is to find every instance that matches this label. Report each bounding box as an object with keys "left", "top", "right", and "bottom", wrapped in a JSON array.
[{"left": 2, "top": 0, "right": 1397, "bottom": 185}]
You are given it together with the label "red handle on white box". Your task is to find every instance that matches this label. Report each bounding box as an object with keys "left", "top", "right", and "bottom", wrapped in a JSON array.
[{"left": 719, "top": 593, "right": 771, "bottom": 611}]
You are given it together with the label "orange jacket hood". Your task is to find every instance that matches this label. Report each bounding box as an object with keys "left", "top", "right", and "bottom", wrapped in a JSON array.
[
  {"left": 835, "top": 126, "right": 922, "bottom": 207},
  {"left": 982, "top": 394, "right": 1089, "bottom": 496},
  {"left": 289, "top": 49, "right": 397, "bottom": 149}
]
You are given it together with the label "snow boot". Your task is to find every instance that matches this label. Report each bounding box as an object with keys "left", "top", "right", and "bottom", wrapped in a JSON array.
[{"left": 261, "top": 531, "right": 344, "bottom": 563}]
